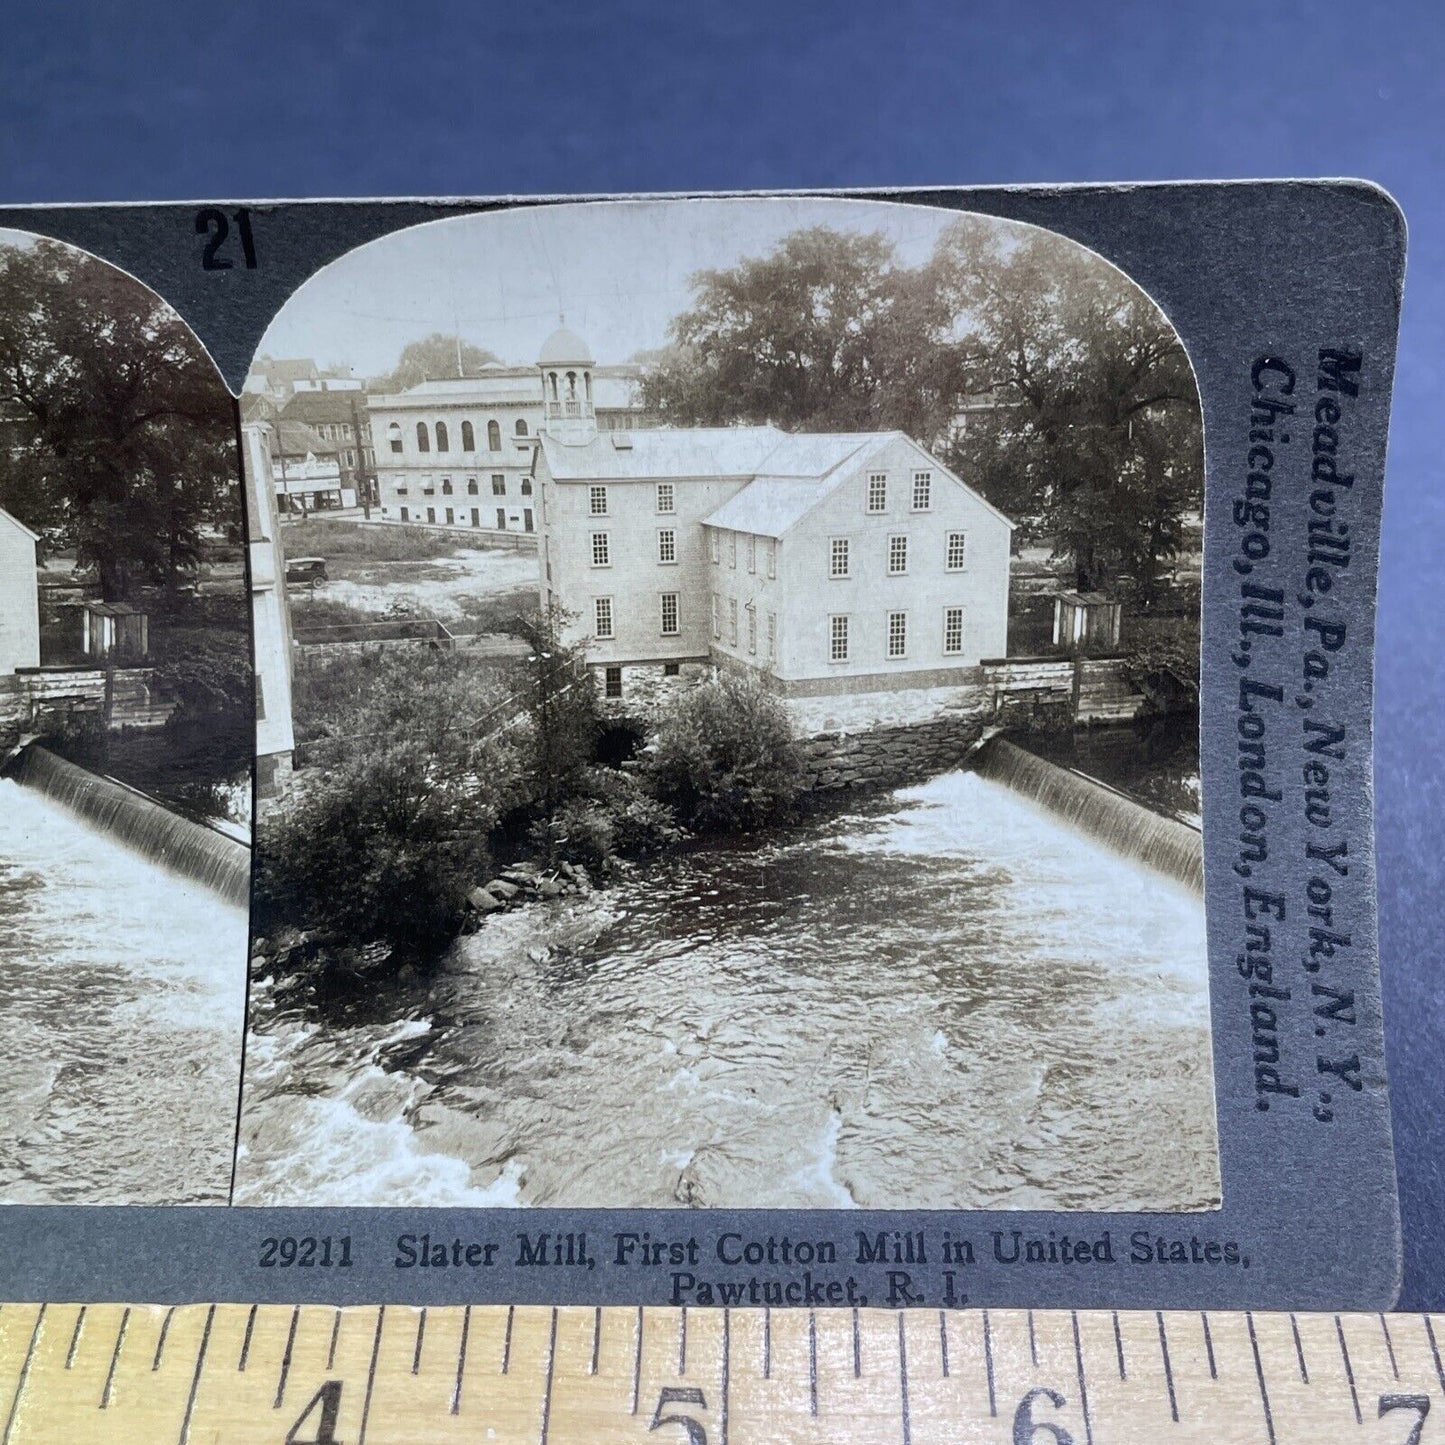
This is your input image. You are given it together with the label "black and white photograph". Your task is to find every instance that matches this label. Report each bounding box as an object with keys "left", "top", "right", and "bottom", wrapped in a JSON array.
[
  {"left": 0, "top": 231, "right": 251, "bottom": 1204},
  {"left": 237, "top": 197, "right": 1217, "bottom": 1213}
]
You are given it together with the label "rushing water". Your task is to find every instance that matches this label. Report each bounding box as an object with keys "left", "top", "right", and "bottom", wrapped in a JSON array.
[
  {"left": 239, "top": 768, "right": 1219, "bottom": 1212},
  {"left": 0, "top": 780, "right": 247, "bottom": 1204}
]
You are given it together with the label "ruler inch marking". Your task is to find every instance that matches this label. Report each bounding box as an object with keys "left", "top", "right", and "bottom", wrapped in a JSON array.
[
  {"left": 720, "top": 1309, "right": 730, "bottom": 1445},
  {"left": 983, "top": 1309, "right": 997, "bottom": 1417},
  {"left": 1, "top": 1305, "right": 45, "bottom": 1445},
  {"left": 176, "top": 1304, "right": 215, "bottom": 1445},
  {"left": 412, "top": 1307, "right": 426, "bottom": 1375},
  {"left": 938, "top": 1310, "right": 949, "bottom": 1379},
  {"left": 630, "top": 1306, "right": 642, "bottom": 1416},
  {"left": 152, "top": 1305, "right": 176, "bottom": 1372},
  {"left": 1071, "top": 1311, "right": 1094, "bottom": 1445},
  {"left": 65, "top": 1306, "right": 86, "bottom": 1370},
  {"left": 1289, "top": 1312, "right": 1308, "bottom": 1383},
  {"left": 897, "top": 1312, "right": 912, "bottom": 1445},
  {"left": 679, "top": 1304, "right": 687, "bottom": 1376},
  {"left": 1247, "top": 1312, "right": 1277, "bottom": 1445},
  {"left": 1334, "top": 1314, "right": 1361, "bottom": 1424},
  {"left": 356, "top": 1305, "right": 385, "bottom": 1445},
  {"left": 501, "top": 1303, "right": 514, "bottom": 1374},
  {"left": 327, "top": 1308, "right": 342, "bottom": 1370},
  {"left": 238, "top": 1303, "right": 257, "bottom": 1371},
  {"left": 1028, "top": 1308, "right": 1038, "bottom": 1368},
  {"left": 273, "top": 1305, "right": 300, "bottom": 1408},
  {"left": 1425, "top": 1314, "right": 1445, "bottom": 1395},
  {"left": 451, "top": 1305, "right": 471, "bottom": 1415},
  {"left": 809, "top": 1310, "right": 819, "bottom": 1413},
  {"left": 1112, "top": 1311, "right": 1125, "bottom": 1380},
  {"left": 1379, "top": 1312, "right": 1399, "bottom": 1379},
  {"left": 1157, "top": 1311, "right": 1178, "bottom": 1423},
  {"left": 100, "top": 1307, "right": 130, "bottom": 1409},
  {"left": 589, "top": 1305, "right": 600, "bottom": 1376},
  {"left": 852, "top": 1307, "right": 861, "bottom": 1379},
  {"left": 539, "top": 1307, "right": 558, "bottom": 1445},
  {"left": 762, "top": 1306, "right": 770, "bottom": 1379},
  {"left": 1202, "top": 1311, "right": 1217, "bottom": 1379}
]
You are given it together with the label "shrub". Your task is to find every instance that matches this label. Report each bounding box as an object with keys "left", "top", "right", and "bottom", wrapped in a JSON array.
[
  {"left": 530, "top": 768, "right": 685, "bottom": 873},
  {"left": 644, "top": 671, "right": 802, "bottom": 833}
]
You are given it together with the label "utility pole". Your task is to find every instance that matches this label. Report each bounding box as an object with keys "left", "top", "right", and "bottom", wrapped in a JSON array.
[{"left": 349, "top": 391, "right": 374, "bottom": 520}]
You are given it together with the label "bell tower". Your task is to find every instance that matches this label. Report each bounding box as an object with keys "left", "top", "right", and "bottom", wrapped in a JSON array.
[{"left": 537, "top": 319, "right": 597, "bottom": 446}]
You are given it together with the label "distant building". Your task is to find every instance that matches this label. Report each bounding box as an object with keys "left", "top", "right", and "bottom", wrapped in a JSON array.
[
  {"left": 0, "top": 506, "right": 40, "bottom": 674},
  {"left": 241, "top": 422, "right": 296, "bottom": 797},
  {"left": 531, "top": 327, "right": 1014, "bottom": 704},
  {"left": 367, "top": 338, "right": 649, "bottom": 535},
  {"left": 272, "top": 420, "right": 355, "bottom": 513},
  {"left": 279, "top": 389, "right": 375, "bottom": 500}
]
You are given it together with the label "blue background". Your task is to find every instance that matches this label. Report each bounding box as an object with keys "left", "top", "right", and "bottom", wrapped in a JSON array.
[{"left": 1, "top": 0, "right": 1439, "bottom": 1308}]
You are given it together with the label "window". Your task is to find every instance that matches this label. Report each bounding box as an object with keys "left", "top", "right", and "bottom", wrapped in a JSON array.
[
  {"left": 712, "top": 595, "right": 721, "bottom": 640},
  {"left": 589, "top": 485, "right": 608, "bottom": 516},
  {"left": 442, "top": 478, "right": 453, "bottom": 494},
  {"left": 595, "top": 598, "right": 614, "bottom": 640},
  {"left": 767, "top": 611, "right": 776, "bottom": 659},
  {"left": 747, "top": 536, "right": 756, "bottom": 574},
  {"left": 658, "top": 528, "right": 677, "bottom": 564},
  {"left": 488, "top": 420, "right": 502, "bottom": 451},
  {"left": 911, "top": 470, "right": 932, "bottom": 511},
  {"left": 710, "top": 532, "right": 720, "bottom": 564},
  {"left": 523, "top": 508, "right": 534, "bottom": 533},
  {"left": 887, "top": 610, "right": 908, "bottom": 658},
  {"left": 888, "top": 534, "right": 908, "bottom": 574},
  {"left": 471, "top": 509, "right": 480, "bottom": 527},
  {"left": 867, "top": 473, "right": 887, "bottom": 513},
  {"left": 728, "top": 598, "right": 738, "bottom": 645},
  {"left": 515, "top": 418, "right": 529, "bottom": 437},
  {"left": 943, "top": 606, "right": 965, "bottom": 655},
  {"left": 416, "top": 422, "right": 430, "bottom": 453},
  {"left": 492, "top": 475, "right": 507, "bottom": 496},
  {"left": 830, "top": 615, "right": 850, "bottom": 662},
  {"left": 496, "top": 508, "right": 507, "bottom": 530},
  {"left": 435, "top": 421, "right": 449, "bottom": 452},
  {"left": 660, "top": 592, "right": 679, "bottom": 636},
  {"left": 830, "top": 537, "right": 850, "bottom": 578},
  {"left": 399, "top": 506, "right": 409, "bottom": 521},
  {"left": 445, "top": 507, "right": 455, "bottom": 525},
  {"left": 656, "top": 483, "right": 675, "bottom": 514},
  {"left": 520, "top": 477, "right": 533, "bottom": 496},
  {"left": 604, "top": 665, "right": 623, "bottom": 698},
  {"left": 394, "top": 482, "right": 408, "bottom": 495},
  {"left": 767, "top": 542, "right": 776, "bottom": 579},
  {"left": 422, "top": 477, "right": 436, "bottom": 495},
  {"left": 426, "top": 506, "right": 436, "bottom": 523},
  {"left": 467, "top": 477, "right": 478, "bottom": 495},
  {"left": 747, "top": 608, "right": 757, "bottom": 654},
  {"left": 591, "top": 532, "right": 611, "bottom": 567},
  {"left": 729, "top": 534, "right": 737, "bottom": 569},
  {"left": 946, "top": 531, "right": 967, "bottom": 570},
  {"left": 461, "top": 420, "right": 475, "bottom": 451},
  {"left": 663, "top": 662, "right": 680, "bottom": 677}
]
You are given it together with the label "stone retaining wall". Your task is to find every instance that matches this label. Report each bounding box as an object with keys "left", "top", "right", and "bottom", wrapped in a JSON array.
[
  {"left": 0, "top": 667, "right": 174, "bottom": 747},
  {"left": 798, "top": 714, "right": 987, "bottom": 793}
]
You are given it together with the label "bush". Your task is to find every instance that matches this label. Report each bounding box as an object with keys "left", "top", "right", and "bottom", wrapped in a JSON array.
[
  {"left": 644, "top": 671, "right": 802, "bottom": 833},
  {"left": 1123, "top": 614, "right": 1200, "bottom": 711},
  {"left": 530, "top": 768, "right": 685, "bottom": 873}
]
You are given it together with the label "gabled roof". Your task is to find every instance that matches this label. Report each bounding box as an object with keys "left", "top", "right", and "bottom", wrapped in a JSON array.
[
  {"left": 276, "top": 420, "right": 332, "bottom": 458},
  {"left": 0, "top": 505, "right": 39, "bottom": 542},
  {"left": 281, "top": 390, "right": 363, "bottom": 426}
]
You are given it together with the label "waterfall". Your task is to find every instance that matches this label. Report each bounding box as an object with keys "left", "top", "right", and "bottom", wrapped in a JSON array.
[
  {"left": 973, "top": 737, "right": 1203, "bottom": 896},
  {"left": 4, "top": 745, "right": 250, "bottom": 908}
]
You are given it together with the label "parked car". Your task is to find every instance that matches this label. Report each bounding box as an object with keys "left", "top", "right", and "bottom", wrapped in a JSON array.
[{"left": 285, "top": 557, "right": 328, "bottom": 588}]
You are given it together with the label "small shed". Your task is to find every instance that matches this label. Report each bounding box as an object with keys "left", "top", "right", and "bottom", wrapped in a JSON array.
[
  {"left": 1050, "top": 590, "right": 1122, "bottom": 651},
  {"left": 81, "top": 601, "right": 149, "bottom": 662}
]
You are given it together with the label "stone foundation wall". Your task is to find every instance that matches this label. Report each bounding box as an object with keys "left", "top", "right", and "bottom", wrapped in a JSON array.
[{"left": 798, "top": 715, "right": 987, "bottom": 792}]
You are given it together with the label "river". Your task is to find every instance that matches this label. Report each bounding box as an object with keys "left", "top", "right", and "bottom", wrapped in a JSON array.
[
  {"left": 237, "top": 766, "right": 1219, "bottom": 1213},
  {"left": 0, "top": 780, "right": 248, "bottom": 1204}
]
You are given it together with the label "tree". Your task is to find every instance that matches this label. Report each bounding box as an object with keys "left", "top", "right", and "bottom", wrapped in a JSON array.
[
  {"left": 514, "top": 606, "right": 598, "bottom": 812},
  {"left": 376, "top": 333, "right": 501, "bottom": 392},
  {"left": 645, "top": 672, "right": 802, "bottom": 832},
  {"left": 0, "top": 239, "right": 238, "bottom": 600}
]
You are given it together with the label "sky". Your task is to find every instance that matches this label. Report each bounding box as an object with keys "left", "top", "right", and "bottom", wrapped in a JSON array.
[{"left": 255, "top": 198, "right": 1020, "bottom": 379}]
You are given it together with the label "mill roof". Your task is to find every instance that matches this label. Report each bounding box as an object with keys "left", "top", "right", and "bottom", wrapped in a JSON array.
[{"left": 0, "top": 505, "right": 40, "bottom": 542}]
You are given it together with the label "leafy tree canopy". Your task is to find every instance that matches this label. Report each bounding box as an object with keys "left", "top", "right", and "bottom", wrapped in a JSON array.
[
  {"left": 376, "top": 333, "right": 502, "bottom": 392},
  {"left": 0, "top": 238, "right": 237, "bottom": 600}
]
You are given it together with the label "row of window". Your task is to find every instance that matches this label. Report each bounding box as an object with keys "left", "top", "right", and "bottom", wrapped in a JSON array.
[
  {"left": 709, "top": 531, "right": 778, "bottom": 577},
  {"left": 591, "top": 592, "right": 686, "bottom": 641},
  {"left": 865, "top": 470, "right": 934, "bottom": 514},
  {"left": 390, "top": 474, "right": 533, "bottom": 498},
  {"left": 709, "top": 597, "right": 778, "bottom": 658},
  {"left": 395, "top": 505, "right": 535, "bottom": 532},
  {"left": 589, "top": 483, "right": 675, "bottom": 516},
  {"left": 828, "top": 532, "right": 967, "bottom": 577},
  {"left": 588, "top": 529, "right": 684, "bottom": 567},
  {"left": 826, "top": 607, "right": 967, "bottom": 662},
  {"left": 387, "top": 418, "right": 530, "bottom": 454}
]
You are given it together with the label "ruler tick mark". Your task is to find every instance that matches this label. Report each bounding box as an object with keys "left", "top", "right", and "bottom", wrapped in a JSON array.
[
  {"left": 153, "top": 1306, "right": 176, "bottom": 1371},
  {"left": 65, "top": 1306, "right": 86, "bottom": 1370},
  {"left": 412, "top": 1308, "right": 426, "bottom": 1375},
  {"left": 1201, "top": 1312, "right": 1217, "bottom": 1379},
  {"left": 1425, "top": 1315, "right": 1445, "bottom": 1395},
  {"left": 983, "top": 1309, "right": 997, "bottom": 1417},
  {"left": 238, "top": 1303, "right": 257, "bottom": 1371},
  {"left": 720, "top": 1310, "right": 731, "bottom": 1445},
  {"left": 274, "top": 1306, "right": 299, "bottom": 1408},
  {"left": 1071, "top": 1312, "right": 1094, "bottom": 1445},
  {"left": 679, "top": 1304, "right": 687, "bottom": 1376},
  {"left": 809, "top": 1311, "right": 819, "bottom": 1413},
  {"left": 763, "top": 1307, "right": 771, "bottom": 1379},
  {"left": 1247, "top": 1312, "right": 1277, "bottom": 1445},
  {"left": 327, "top": 1308, "right": 342, "bottom": 1370},
  {"left": 1379, "top": 1313, "right": 1399, "bottom": 1379},
  {"left": 1, "top": 1306, "right": 45, "bottom": 1445},
  {"left": 1156, "top": 1312, "right": 1178, "bottom": 1422},
  {"left": 452, "top": 1305, "right": 471, "bottom": 1415},
  {"left": 100, "top": 1307, "right": 129, "bottom": 1409},
  {"left": 938, "top": 1310, "right": 949, "bottom": 1379},
  {"left": 1289, "top": 1313, "right": 1308, "bottom": 1383},
  {"left": 356, "top": 1306, "right": 385, "bottom": 1445},
  {"left": 631, "top": 1306, "right": 642, "bottom": 1415},
  {"left": 1335, "top": 1315, "right": 1360, "bottom": 1424},
  {"left": 898, "top": 1313, "right": 912, "bottom": 1445},
  {"left": 539, "top": 1308, "right": 558, "bottom": 1445},
  {"left": 176, "top": 1304, "right": 215, "bottom": 1445},
  {"left": 1112, "top": 1311, "right": 1125, "bottom": 1381},
  {"left": 590, "top": 1306, "right": 601, "bottom": 1376},
  {"left": 852, "top": 1307, "right": 861, "bottom": 1379},
  {"left": 1028, "top": 1308, "right": 1038, "bottom": 1367},
  {"left": 501, "top": 1304, "right": 514, "bottom": 1374}
]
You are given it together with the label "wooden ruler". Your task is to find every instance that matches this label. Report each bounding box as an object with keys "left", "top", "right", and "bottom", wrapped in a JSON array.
[{"left": 0, "top": 1304, "right": 1441, "bottom": 1444}]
